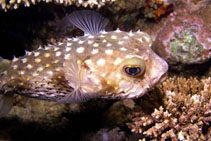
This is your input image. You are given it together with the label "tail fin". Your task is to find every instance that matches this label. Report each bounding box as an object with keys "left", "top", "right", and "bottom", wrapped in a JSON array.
[
  {"left": 0, "top": 57, "right": 10, "bottom": 73},
  {"left": 0, "top": 57, "right": 13, "bottom": 117},
  {"left": 0, "top": 94, "right": 14, "bottom": 117}
]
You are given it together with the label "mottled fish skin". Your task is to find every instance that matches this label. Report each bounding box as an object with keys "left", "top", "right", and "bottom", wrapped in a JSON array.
[{"left": 0, "top": 30, "right": 168, "bottom": 103}]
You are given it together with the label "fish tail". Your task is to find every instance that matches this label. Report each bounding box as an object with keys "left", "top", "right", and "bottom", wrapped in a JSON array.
[
  {"left": 0, "top": 57, "right": 11, "bottom": 73},
  {"left": 0, "top": 93, "right": 14, "bottom": 117},
  {"left": 0, "top": 57, "right": 13, "bottom": 117}
]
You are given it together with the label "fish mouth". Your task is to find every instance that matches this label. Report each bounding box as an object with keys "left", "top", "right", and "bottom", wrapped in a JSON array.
[{"left": 159, "top": 72, "right": 168, "bottom": 83}]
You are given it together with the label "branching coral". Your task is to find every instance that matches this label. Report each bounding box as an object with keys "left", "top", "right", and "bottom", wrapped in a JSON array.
[
  {"left": 0, "top": 0, "right": 115, "bottom": 11},
  {"left": 127, "top": 75, "right": 211, "bottom": 140}
]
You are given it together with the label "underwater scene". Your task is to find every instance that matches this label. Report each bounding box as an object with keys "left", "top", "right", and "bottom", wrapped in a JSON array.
[{"left": 0, "top": 0, "right": 210, "bottom": 140}]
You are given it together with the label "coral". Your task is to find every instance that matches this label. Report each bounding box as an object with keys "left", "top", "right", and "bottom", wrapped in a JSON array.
[
  {"left": 127, "top": 74, "right": 211, "bottom": 140},
  {"left": 152, "top": 7, "right": 211, "bottom": 65},
  {"left": 143, "top": 0, "right": 173, "bottom": 22},
  {"left": 8, "top": 96, "right": 68, "bottom": 126},
  {"left": 0, "top": 0, "right": 115, "bottom": 11}
]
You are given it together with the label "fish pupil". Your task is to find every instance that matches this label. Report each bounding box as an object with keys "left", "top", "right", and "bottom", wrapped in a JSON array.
[
  {"left": 129, "top": 68, "right": 138, "bottom": 74},
  {"left": 125, "top": 67, "right": 141, "bottom": 76}
]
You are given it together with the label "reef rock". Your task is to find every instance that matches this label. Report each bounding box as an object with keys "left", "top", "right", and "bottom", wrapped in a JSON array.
[{"left": 152, "top": 7, "right": 211, "bottom": 65}]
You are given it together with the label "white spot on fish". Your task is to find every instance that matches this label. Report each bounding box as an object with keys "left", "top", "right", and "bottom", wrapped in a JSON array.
[
  {"left": 64, "top": 54, "right": 71, "bottom": 60},
  {"left": 37, "top": 67, "right": 44, "bottom": 72},
  {"left": 88, "top": 40, "right": 94, "bottom": 44},
  {"left": 123, "top": 36, "right": 129, "bottom": 39},
  {"left": 97, "top": 58, "right": 106, "bottom": 66},
  {"left": 47, "top": 71, "right": 53, "bottom": 76},
  {"left": 67, "top": 42, "right": 72, "bottom": 46},
  {"left": 26, "top": 64, "right": 33, "bottom": 69},
  {"left": 120, "top": 47, "right": 127, "bottom": 51},
  {"left": 54, "top": 47, "right": 60, "bottom": 51},
  {"left": 111, "top": 35, "right": 117, "bottom": 39},
  {"left": 105, "top": 49, "right": 113, "bottom": 55},
  {"left": 32, "top": 72, "right": 39, "bottom": 77},
  {"left": 118, "top": 41, "right": 124, "bottom": 45},
  {"left": 56, "top": 51, "right": 62, "bottom": 57},
  {"left": 76, "top": 47, "right": 85, "bottom": 53},
  {"left": 44, "top": 53, "right": 50, "bottom": 58},
  {"left": 73, "top": 38, "right": 79, "bottom": 42},
  {"left": 106, "top": 43, "right": 112, "bottom": 47},
  {"left": 46, "top": 64, "right": 50, "bottom": 68},
  {"left": 18, "top": 71, "right": 25, "bottom": 75},
  {"left": 101, "top": 73, "right": 106, "bottom": 77},
  {"left": 100, "top": 35, "right": 105, "bottom": 38},
  {"left": 78, "top": 40, "right": 84, "bottom": 44},
  {"left": 35, "top": 58, "right": 41, "bottom": 63},
  {"left": 55, "top": 67, "right": 61, "bottom": 71},
  {"left": 116, "top": 73, "right": 121, "bottom": 79},
  {"left": 45, "top": 46, "right": 51, "bottom": 50},
  {"left": 34, "top": 52, "right": 40, "bottom": 57},
  {"left": 66, "top": 47, "right": 71, "bottom": 52},
  {"left": 88, "top": 35, "right": 94, "bottom": 39},
  {"left": 22, "top": 58, "right": 27, "bottom": 63},
  {"left": 113, "top": 58, "right": 122, "bottom": 65},
  {"left": 102, "top": 39, "right": 107, "bottom": 43},
  {"left": 93, "top": 43, "right": 99, "bottom": 47},
  {"left": 53, "top": 60, "right": 59, "bottom": 64},
  {"left": 91, "top": 49, "right": 99, "bottom": 54}
]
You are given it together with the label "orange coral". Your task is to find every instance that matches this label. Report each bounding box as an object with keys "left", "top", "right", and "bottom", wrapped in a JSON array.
[{"left": 144, "top": 0, "right": 173, "bottom": 22}]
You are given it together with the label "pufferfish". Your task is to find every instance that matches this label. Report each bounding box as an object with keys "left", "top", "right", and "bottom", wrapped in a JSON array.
[{"left": 0, "top": 10, "right": 168, "bottom": 116}]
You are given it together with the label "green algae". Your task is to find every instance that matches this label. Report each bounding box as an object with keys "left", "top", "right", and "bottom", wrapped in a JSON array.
[{"left": 170, "top": 27, "right": 204, "bottom": 64}]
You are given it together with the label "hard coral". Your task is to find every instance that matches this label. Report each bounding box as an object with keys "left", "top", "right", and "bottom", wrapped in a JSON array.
[
  {"left": 0, "top": 0, "right": 114, "bottom": 11},
  {"left": 127, "top": 75, "right": 211, "bottom": 140}
]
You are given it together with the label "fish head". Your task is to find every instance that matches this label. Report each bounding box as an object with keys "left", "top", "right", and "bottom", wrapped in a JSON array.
[{"left": 78, "top": 31, "right": 168, "bottom": 99}]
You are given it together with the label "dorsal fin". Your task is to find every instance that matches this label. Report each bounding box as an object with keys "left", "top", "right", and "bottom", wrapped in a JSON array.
[{"left": 67, "top": 10, "right": 109, "bottom": 35}]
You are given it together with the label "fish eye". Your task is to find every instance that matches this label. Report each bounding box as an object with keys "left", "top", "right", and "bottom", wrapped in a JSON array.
[
  {"left": 124, "top": 66, "right": 142, "bottom": 76},
  {"left": 122, "top": 57, "right": 145, "bottom": 77}
]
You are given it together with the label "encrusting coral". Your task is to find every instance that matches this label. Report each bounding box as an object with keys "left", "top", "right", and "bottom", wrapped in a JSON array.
[
  {"left": 127, "top": 74, "right": 211, "bottom": 140},
  {"left": 0, "top": 0, "right": 115, "bottom": 10}
]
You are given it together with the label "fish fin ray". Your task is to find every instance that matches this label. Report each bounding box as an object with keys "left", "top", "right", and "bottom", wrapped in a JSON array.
[
  {"left": 67, "top": 10, "right": 109, "bottom": 35},
  {"left": 0, "top": 93, "right": 14, "bottom": 117},
  {"left": 57, "top": 89, "right": 94, "bottom": 103}
]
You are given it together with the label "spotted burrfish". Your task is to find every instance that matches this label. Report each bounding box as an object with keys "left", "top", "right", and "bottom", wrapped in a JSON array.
[{"left": 0, "top": 10, "right": 168, "bottom": 116}]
